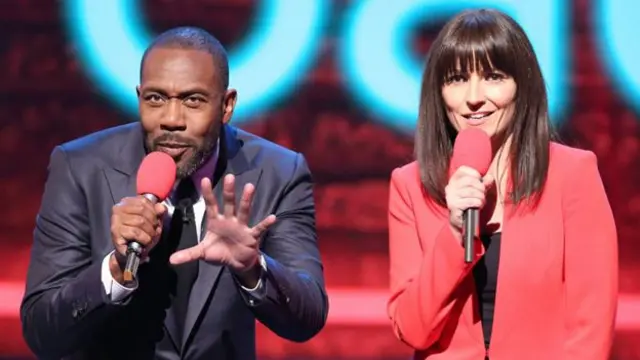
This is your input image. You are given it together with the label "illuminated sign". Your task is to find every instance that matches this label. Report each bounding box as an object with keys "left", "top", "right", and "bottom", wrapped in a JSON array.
[
  {"left": 339, "top": 0, "right": 565, "bottom": 133},
  {"left": 593, "top": 0, "right": 640, "bottom": 116},
  {"left": 63, "top": 0, "right": 634, "bottom": 132},
  {"left": 63, "top": 0, "right": 328, "bottom": 121}
]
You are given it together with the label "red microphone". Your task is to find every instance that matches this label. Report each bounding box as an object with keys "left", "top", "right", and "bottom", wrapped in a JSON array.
[
  {"left": 451, "top": 129, "right": 492, "bottom": 263},
  {"left": 123, "top": 151, "right": 176, "bottom": 283}
]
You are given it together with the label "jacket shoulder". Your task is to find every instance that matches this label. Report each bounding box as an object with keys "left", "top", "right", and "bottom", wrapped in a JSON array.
[
  {"left": 544, "top": 142, "right": 600, "bottom": 195},
  {"left": 235, "top": 127, "right": 298, "bottom": 159},
  {"left": 233, "top": 127, "right": 303, "bottom": 176},
  {"left": 391, "top": 161, "right": 421, "bottom": 184},
  {"left": 58, "top": 123, "right": 139, "bottom": 156},
  {"left": 550, "top": 141, "right": 597, "bottom": 166}
]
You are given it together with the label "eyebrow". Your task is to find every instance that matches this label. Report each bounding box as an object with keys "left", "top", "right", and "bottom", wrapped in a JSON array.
[
  {"left": 141, "top": 86, "right": 212, "bottom": 98},
  {"left": 446, "top": 67, "right": 504, "bottom": 75}
]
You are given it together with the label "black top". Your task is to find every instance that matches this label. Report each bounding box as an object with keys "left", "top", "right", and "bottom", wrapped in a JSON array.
[{"left": 472, "top": 232, "right": 502, "bottom": 348}]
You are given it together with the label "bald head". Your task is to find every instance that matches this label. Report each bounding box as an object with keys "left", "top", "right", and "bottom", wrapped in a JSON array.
[{"left": 140, "top": 26, "right": 229, "bottom": 90}]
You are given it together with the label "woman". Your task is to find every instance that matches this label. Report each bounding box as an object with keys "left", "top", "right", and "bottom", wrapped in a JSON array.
[{"left": 387, "top": 9, "right": 618, "bottom": 360}]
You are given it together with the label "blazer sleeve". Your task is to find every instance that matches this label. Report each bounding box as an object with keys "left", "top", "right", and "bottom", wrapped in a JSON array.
[
  {"left": 20, "top": 146, "right": 121, "bottom": 358},
  {"left": 562, "top": 151, "right": 618, "bottom": 359},
  {"left": 387, "top": 167, "right": 483, "bottom": 350},
  {"left": 244, "top": 153, "right": 328, "bottom": 342}
]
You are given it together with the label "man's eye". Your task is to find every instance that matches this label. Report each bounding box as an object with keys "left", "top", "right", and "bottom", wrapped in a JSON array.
[
  {"left": 145, "top": 94, "right": 164, "bottom": 103},
  {"left": 184, "top": 97, "right": 205, "bottom": 107}
]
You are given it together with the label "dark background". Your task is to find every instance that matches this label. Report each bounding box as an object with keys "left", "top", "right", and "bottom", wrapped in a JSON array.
[{"left": 0, "top": 0, "right": 638, "bottom": 359}]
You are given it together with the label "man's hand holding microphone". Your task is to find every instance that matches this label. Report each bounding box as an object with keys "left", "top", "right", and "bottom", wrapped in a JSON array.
[{"left": 109, "top": 197, "right": 167, "bottom": 285}]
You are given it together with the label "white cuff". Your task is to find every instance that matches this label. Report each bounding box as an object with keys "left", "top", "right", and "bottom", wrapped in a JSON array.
[
  {"left": 101, "top": 251, "right": 137, "bottom": 303},
  {"left": 239, "top": 254, "right": 267, "bottom": 293}
]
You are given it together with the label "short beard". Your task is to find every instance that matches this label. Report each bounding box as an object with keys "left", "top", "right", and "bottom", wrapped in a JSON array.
[
  {"left": 145, "top": 126, "right": 220, "bottom": 180},
  {"left": 175, "top": 134, "right": 217, "bottom": 179}
]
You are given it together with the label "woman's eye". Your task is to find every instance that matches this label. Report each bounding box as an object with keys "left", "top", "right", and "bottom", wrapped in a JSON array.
[
  {"left": 446, "top": 74, "right": 466, "bottom": 84},
  {"left": 486, "top": 72, "right": 505, "bottom": 81}
]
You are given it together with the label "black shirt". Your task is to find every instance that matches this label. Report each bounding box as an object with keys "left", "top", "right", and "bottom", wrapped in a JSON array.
[{"left": 472, "top": 232, "right": 501, "bottom": 348}]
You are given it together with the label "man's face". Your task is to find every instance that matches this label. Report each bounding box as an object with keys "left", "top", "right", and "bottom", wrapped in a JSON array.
[{"left": 137, "top": 47, "right": 236, "bottom": 179}]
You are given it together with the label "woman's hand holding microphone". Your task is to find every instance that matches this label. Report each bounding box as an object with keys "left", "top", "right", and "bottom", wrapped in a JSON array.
[{"left": 445, "top": 166, "right": 495, "bottom": 241}]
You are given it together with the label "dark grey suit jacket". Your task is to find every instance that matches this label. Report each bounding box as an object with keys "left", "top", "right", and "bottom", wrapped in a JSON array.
[{"left": 20, "top": 123, "right": 328, "bottom": 360}]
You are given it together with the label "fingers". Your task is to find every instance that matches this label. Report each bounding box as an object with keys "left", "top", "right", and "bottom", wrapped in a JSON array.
[
  {"left": 453, "top": 186, "right": 485, "bottom": 200},
  {"left": 452, "top": 197, "right": 485, "bottom": 210},
  {"left": 445, "top": 182, "right": 485, "bottom": 206},
  {"left": 482, "top": 174, "right": 495, "bottom": 188},
  {"left": 169, "top": 243, "right": 205, "bottom": 265},
  {"left": 154, "top": 203, "right": 167, "bottom": 216},
  {"left": 446, "top": 166, "right": 490, "bottom": 214},
  {"left": 111, "top": 197, "right": 164, "bottom": 255},
  {"left": 118, "top": 198, "right": 159, "bottom": 226},
  {"left": 249, "top": 214, "right": 277, "bottom": 238},
  {"left": 458, "top": 176, "right": 486, "bottom": 193},
  {"left": 201, "top": 175, "right": 258, "bottom": 225},
  {"left": 452, "top": 166, "right": 482, "bottom": 180},
  {"left": 154, "top": 220, "right": 164, "bottom": 238},
  {"left": 447, "top": 191, "right": 485, "bottom": 209},
  {"left": 446, "top": 190, "right": 485, "bottom": 213},
  {"left": 121, "top": 215, "right": 156, "bottom": 239},
  {"left": 116, "top": 225, "right": 154, "bottom": 247},
  {"left": 236, "top": 183, "right": 255, "bottom": 225},
  {"left": 201, "top": 177, "right": 220, "bottom": 218},
  {"left": 222, "top": 174, "right": 236, "bottom": 218}
]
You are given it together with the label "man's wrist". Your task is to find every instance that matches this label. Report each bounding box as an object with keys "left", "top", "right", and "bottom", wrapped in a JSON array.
[
  {"left": 234, "top": 254, "right": 264, "bottom": 289},
  {"left": 109, "top": 252, "right": 126, "bottom": 285}
]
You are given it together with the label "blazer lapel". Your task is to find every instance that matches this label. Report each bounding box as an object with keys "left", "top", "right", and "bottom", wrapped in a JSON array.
[
  {"left": 103, "top": 168, "right": 137, "bottom": 206},
  {"left": 181, "top": 125, "right": 263, "bottom": 350},
  {"left": 102, "top": 123, "right": 146, "bottom": 205}
]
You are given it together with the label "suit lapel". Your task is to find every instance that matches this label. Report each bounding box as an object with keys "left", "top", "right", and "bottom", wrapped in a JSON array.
[
  {"left": 103, "top": 168, "right": 137, "bottom": 205},
  {"left": 102, "top": 123, "right": 146, "bottom": 205},
  {"left": 182, "top": 125, "right": 263, "bottom": 350}
]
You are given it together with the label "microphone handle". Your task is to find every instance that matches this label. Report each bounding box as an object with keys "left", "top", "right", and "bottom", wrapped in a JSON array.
[
  {"left": 123, "top": 193, "right": 159, "bottom": 284},
  {"left": 463, "top": 208, "right": 478, "bottom": 263}
]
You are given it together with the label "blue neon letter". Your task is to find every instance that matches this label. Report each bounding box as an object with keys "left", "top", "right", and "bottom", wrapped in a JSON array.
[
  {"left": 594, "top": 0, "right": 640, "bottom": 117},
  {"left": 63, "top": 0, "right": 327, "bottom": 123},
  {"left": 339, "top": 0, "right": 568, "bottom": 134}
]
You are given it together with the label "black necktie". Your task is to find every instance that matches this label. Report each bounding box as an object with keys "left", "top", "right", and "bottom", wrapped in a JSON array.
[{"left": 169, "top": 178, "right": 199, "bottom": 344}]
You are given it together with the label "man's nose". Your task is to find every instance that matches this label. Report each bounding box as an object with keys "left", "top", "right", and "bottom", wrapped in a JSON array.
[{"left": 160, "top": 99, "right": 186, "bottom": 131}]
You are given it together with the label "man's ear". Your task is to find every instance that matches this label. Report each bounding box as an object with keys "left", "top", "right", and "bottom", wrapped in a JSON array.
[{"left": 222, "top": 89, "right": 238, "bottom": 124}]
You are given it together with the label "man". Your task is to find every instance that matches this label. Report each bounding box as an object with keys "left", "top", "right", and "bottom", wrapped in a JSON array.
[{"left": 21, "top": 27, "right": 328, "bottom": 359}]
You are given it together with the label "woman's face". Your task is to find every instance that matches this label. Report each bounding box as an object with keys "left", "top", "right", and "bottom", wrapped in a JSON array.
[{"left": 441, "top": 64, "right": 517, "bottom": 138}]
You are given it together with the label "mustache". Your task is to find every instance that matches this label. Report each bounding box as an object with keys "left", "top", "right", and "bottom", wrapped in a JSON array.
[{"left": 151, "top": 133, "right": 196, "bottom": 147}]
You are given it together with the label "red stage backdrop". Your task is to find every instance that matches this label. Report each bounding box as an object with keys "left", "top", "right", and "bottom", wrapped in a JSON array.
[{"left": 1, "top": 0, "right": 639, "bottom": 359}]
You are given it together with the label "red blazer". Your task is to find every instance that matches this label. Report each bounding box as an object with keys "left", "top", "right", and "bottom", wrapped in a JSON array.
[{"left": 387, "top": 143, "right": 618, "bottom": 360}]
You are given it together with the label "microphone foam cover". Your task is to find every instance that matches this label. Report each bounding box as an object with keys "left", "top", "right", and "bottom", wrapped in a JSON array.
[
  {"left": 136, "top": 151, "right": 177, "bottom": 201},
  {"left": 451, "top": 128, "right": 492, "bottom": 176}
]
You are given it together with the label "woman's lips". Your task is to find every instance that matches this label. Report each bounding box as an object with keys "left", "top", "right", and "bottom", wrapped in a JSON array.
[{"left": 463, "top": 111, "right": 494, "bottom": 126}]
